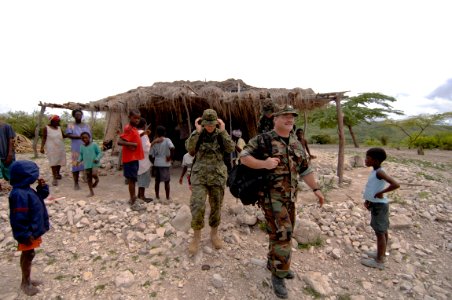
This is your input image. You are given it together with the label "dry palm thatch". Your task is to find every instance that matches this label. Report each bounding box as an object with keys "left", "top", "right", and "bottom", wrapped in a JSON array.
[{"left": 14, "top": 134, "right": 33, "bottom": 153}]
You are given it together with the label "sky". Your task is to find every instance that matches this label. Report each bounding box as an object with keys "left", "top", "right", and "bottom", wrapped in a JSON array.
[{"left": 1, "top": 0, "right": 451, "bottom": 118}]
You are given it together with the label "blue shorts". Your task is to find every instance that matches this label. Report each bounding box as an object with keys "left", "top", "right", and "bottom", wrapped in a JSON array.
[
  {"left": 123, "top": 161, "right": 139, "bottom": 182},
  {"left": 370, "top": 203, "right": 389, "bottom": 234}
]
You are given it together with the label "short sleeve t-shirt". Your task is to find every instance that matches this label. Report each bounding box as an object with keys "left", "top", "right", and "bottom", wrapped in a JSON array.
[
  {"left": 150, "top": 137, "right": 175, "bottom": 167},
  {"left": 120, "top": 124, "right": 144, "bottom": 163},
  {"left": 181, "top": 153, "right": 194, "bottom": 173}
]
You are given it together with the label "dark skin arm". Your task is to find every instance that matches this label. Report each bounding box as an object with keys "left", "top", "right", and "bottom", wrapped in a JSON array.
[
  {"left": 5, "top": 137, "right": 15, "bottom": 165},
  {"left": 167, "top": 147, "right": 175, "bottom": 162},
  {"left": 179, "top": 166, "right": 188, "bottom": 184},
  {"left": 375, "top": 169, "right": 400, "bottom": 198},
  {"left": 118, "top": 138, "right": 137, "bottom": 150}
]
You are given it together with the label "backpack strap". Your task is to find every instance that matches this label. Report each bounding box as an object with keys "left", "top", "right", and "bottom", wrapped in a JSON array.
[
  {"left": 256, "top": 132, "right": 273, "bottom": 159},
  {"left": 190, "top": 129, "right": 227, "bottom": 177}
]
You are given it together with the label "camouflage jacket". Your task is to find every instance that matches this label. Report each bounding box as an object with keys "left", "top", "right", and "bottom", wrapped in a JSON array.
[
  {"left": 241, "top": 130, "right": 311, "bottom": 204},
  {"left": 185, "top": 129, "right": 235, "bottom": 186}
]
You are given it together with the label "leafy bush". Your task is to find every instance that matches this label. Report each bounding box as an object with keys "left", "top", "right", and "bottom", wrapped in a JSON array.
[
  {"left": 0, "top": 111, "right": 40, "bottom": 138},
  {"left": 364, "top": 138, "right": 381, "bottom": 146},
  {"left": 1, "top": 110, "right": 105, "bottom": 141},
  {"left": 310, "top": 134, "right": 333, "bottom": 144},
  {"left": 379, "top": 135, "right": 389, "bottom": 146},
  {"left": 413, "top": 133, "right": 452, "bottom": 150},
  {"left": 438, "top": 134, "right": 452, "bottom": 150},
  {"left": 91, "top": 119, "right": 106, "bottom": 140}
]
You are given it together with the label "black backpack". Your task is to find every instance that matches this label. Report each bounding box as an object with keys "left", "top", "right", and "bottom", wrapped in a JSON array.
[{"left": 227, "top": 133, "right": 273, "bottom": 205}]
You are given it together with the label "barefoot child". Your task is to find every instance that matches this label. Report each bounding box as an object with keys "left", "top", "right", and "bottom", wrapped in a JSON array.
[
  {"left": 361, "top": 147, "right": 400, "bottom": 270},
  {"left": 8, "top": 160, "right": 50, "bottom": 296},
  {"left": 77, "top": 132, "right": 103, "bottom": 197},
  {"left": 150, "top": 125, "right": 175, "bottom": 202},
  {"left": 118, "top": 109, "right": 144, "bottom": 210}
]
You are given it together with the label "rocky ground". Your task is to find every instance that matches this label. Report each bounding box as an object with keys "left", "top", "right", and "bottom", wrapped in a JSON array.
[{"left": 0, "top": 146, "right": 451, "bottom": 300}]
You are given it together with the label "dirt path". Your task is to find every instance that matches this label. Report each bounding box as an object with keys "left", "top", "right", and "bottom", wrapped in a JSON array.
[{"left": 0, "top": 147, "right": 451, "bottom": 299}]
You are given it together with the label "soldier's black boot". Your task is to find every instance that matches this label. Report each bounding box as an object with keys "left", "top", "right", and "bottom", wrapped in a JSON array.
[
  {"left": 285, "top": 270, "right": 295, "bottom": 280},
  {"left": 271, "top": 275, "right": 288, "bottom": 299}
]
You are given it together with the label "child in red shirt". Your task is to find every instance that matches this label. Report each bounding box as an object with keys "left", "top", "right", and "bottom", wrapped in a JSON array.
[{"left": 118, "top": 109, "right": 144, "bottom": 209}]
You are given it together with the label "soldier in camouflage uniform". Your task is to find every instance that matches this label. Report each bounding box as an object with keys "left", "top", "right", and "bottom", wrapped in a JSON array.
[
  {"left": 257, "top": 99, "right": 276, "bottom": 134},
  {"left": 185, "top": 109, "right": 235, "bottom": 255},
  {"left": 241, "top": 105, "right": 324, "bottom": 299}
]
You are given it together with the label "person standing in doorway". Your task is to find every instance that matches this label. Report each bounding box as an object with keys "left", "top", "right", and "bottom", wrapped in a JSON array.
[
  {"left": 295, "top": 128, "right": 316, "bottom": 160},
  {"left": 150, "top": 125, "right": 175, "bottom": 202}
]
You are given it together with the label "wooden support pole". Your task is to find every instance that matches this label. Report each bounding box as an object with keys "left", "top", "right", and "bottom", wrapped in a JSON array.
[
  {"left": 335, "top": 96, "right": 345, "bottom": 184},
  {"left": 33, "top": 105, "right": 46, "bottom": 158},
  {"left": 182, "top": 96, "right": 192, "bottom": 134}
]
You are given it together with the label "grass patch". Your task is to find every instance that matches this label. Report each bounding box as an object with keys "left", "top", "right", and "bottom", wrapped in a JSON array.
[
  {"left": 93, "top": 255, "right": 102, "bottom": 262},
  {"left": 298, "top": 237, "right": 324, "bottom": 250},
  {"left": 72, "top": 253, "right": 79, "bottom": 260},
  {"left": 142, "top": 280, "right": 151, "bottom": 288},
  {"left": 417, "top": 191, "right": 429, "bottom": 199},
  {"left": 417, "top": 172, "right": 440, "bottom": 181},
  {"left": 54, "top": 274, "right": 66, "bottom": 280},
  {"left": 46, "top": 257, "right": 57, "bottom": 265},
  {"left": 304, "top": 286, "right": 321, "bottom": 299},
  {"left": 390, "top": 192, "right": 407, "bottom": 205},
  {"left": 94, "top": 284, "right": 106, "bottom": 293},
  {"left": 257, "top": 221, "right": 267, "bottom": 232},
  {"left": 386, "top": 156, "right": 450, "bottom": 171},
  {"left": 338, "top": 294, "right": 351, "bottom": 300},
  {"left": 149, "top": 291, "right": 158, "bottom": 298}
]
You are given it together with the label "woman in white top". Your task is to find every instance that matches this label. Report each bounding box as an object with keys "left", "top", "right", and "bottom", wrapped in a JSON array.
[{"left": 40, "top": 115, "right": 67, "bottom": 186}]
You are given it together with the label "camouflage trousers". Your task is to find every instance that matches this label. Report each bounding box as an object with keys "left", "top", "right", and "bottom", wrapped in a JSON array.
[
  {"left": 190, "top": 184, "right": 225, "bottom": 230},
  {"left": 262, "top": 199, "right": 296, "bottom": 279}
]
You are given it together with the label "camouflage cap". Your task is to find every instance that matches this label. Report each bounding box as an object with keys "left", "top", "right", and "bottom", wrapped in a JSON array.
[
  {"left": 273, "top": 104, "right": 299, "bottom": 117},
  {"left": 201, "top": 108, "right": 218, "bottom": 125},
  {"left": 262, "top": 99, "right": 276, "bottom": 114}
]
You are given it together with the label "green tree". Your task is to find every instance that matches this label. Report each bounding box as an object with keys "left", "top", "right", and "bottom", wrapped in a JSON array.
[
  {"left": 385, "top": 112, "right": 452, "bottom": 150},
  {"left": 0, "top": 111, "right": 41, "bottom": 138},
  {"left": 310, "top": 93, "right": 403, "bottom": 148}
]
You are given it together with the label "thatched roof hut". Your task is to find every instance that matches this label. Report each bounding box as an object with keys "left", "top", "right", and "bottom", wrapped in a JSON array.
[
  {"left": 39, "top": 79, "right": 349, "bottom": 183},
  {"left": 40, "top": 79, "right": 345, "bottom": 160}
]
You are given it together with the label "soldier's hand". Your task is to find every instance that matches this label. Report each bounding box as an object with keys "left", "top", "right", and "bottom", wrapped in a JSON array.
[
  {"left": 217, "top": 119, "right": 225, "bottom": 132},
  {"left": 195, "top": 117, "right": 202, "bottom": 133},
  {"left": 264, "top": 157, "right": 280, "bottom": 170}
]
